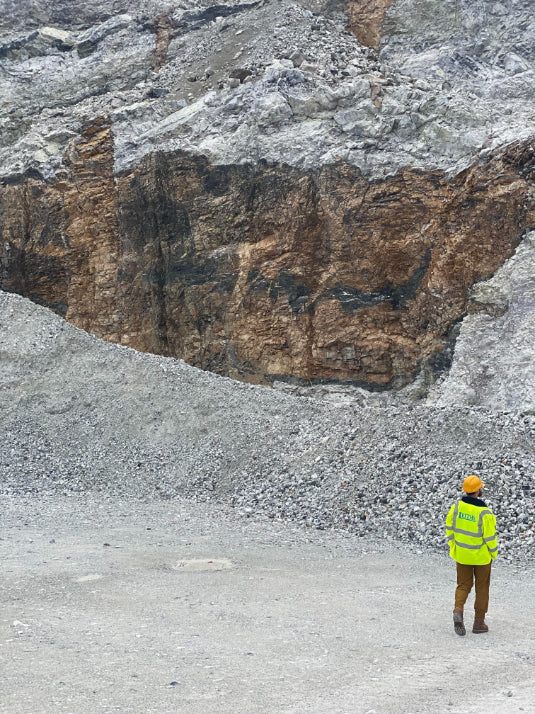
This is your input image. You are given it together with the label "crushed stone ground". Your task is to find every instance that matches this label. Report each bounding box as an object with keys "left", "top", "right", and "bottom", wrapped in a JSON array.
[
  {"left": 2, "top": 291, "right": 535, "bottom": 712},
  {"left": 1, "top": 494, "right": 535, "bottom": 714}
]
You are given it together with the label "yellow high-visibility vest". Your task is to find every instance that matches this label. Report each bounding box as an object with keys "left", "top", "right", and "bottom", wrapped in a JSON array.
[{"left": 445, "top": 499, "right": 498, "bottom": 565}]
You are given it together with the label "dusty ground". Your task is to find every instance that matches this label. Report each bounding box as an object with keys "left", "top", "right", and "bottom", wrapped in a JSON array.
[{"left": 1, "top": 494, "right": 534, "bottom": 714}]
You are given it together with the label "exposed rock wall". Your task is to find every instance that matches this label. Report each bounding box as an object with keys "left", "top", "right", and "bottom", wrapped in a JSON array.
[
  {"left": 2, "top": 120, "right": 534, "bottom": 386},
  {"left": 2, "top": 0, "right": 535, "bottom": 394},
  {"left": 151, "top": 13, "right": 175, "bottom": 72}
]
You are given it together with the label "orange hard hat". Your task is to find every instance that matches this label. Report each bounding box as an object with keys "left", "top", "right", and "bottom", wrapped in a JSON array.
[{"left": 463, "top": 474, "right": 485, "bottom": 493}]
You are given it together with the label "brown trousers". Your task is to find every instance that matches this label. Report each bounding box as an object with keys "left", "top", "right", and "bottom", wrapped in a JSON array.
[{"left": 455, "top": 562, "right": 492, "bottom": 620}]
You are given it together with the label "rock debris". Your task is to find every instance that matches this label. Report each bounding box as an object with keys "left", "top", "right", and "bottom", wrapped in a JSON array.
[{"left": 1, "top": 290, "right": 534, "bottom": 564}]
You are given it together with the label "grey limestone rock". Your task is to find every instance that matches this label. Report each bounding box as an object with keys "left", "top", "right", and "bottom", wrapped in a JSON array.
[
  {"left": 1, "top": 0, "right": 535, "bottom": 181},
  {"left": 429, "top": 231, "right": 535, "bottom": 411}
]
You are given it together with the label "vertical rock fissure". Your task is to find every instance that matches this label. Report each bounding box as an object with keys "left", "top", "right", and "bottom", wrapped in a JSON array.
[
  {"left": 154, "top": 235, "right": 170, "bottom": 355},
  {"left": 151, "top": 13, "right": 175, "bottom": 73},
  {"left": 62, "top": 116, "right": 121, "bottom": 339},
  {"left": 19, "top": 183, "right": 31, "bottom": 299},
  {"left": 346, "top": 0, "right": 399, "bottom": 48}
]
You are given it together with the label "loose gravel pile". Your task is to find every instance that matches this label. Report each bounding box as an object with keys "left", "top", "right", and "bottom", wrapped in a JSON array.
[{"left": 2, "top": 290, "right": 535, "bottom": 564}]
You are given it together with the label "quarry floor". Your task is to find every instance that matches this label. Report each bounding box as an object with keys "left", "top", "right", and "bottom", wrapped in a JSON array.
[{"left": 1, "top": 495, "right": 534, "bottom": 714}]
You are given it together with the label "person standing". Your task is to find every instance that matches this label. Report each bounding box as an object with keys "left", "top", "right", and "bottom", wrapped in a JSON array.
[{"left": 445, "top": 475, "right": 498, "bottom": 636}]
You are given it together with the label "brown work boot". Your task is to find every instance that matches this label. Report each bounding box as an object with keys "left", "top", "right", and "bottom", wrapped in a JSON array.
[
  {"left": 453, "top": 608, "right": 466, "bottom": 636},
  {"left": 473, "top": 619, "right": 489, "bottom": 634}
]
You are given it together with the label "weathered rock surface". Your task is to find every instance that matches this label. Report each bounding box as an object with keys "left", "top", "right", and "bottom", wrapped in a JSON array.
[
  {"left": 430, "top": 229, "right": 535, "bottom": 411},
  {"left": 3, "top": 0, "right": 533, "bottom": 180},
  {"left": 1, "top": 0, "right": 535, "bottom": 391},
  {"left": 2, "top": 116, "right": 534, "bottom": 385},
  {"left": 347, "top": 0, "right": 398, "bottom": 47}
]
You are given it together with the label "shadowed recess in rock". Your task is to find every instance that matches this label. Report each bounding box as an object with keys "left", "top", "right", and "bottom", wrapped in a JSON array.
[{"left": 247, "top": 268, "right": 312, "bottom": 315}]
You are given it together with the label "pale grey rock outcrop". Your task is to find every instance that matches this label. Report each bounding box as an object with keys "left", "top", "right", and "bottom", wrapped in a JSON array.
[
  {"left": 379, "top": 0, "right": 535, "bottom": 157},
  {"left": 429, "top": 230, "right": 535, "bottom": 411},
  {"left": 1, "top": 0, "right": 535, "bottom": 181}
]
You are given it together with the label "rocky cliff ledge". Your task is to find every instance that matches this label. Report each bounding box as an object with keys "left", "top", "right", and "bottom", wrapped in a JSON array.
[{"left": 1, "top": 0, "right": 535, "bottom": 389}]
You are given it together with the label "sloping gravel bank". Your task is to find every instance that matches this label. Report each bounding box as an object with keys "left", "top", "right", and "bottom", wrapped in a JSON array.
[{"left": 1, "top": 291, "right": 534, "bottom": 562}]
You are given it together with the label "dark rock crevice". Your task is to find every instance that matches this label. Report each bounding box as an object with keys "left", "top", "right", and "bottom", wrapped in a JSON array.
[
  {"left": 312, "top": 247, "right": 432, "bottom": 314},
  {"left": 172, "top": 2, "right": 262, "bottom": 36}
]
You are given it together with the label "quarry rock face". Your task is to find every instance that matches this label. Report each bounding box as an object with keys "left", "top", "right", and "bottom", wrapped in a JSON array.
[
  {"left": 2, "top": 120, "right": 534, "bottom": 387},
  {"left": 1, "top": 0, "right": 535, "bottom": 391}
]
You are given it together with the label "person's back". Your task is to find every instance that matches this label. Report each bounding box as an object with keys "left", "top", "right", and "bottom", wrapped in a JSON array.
[{"left": 445, "top": 475, "right": 498, "bottom": 636}]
